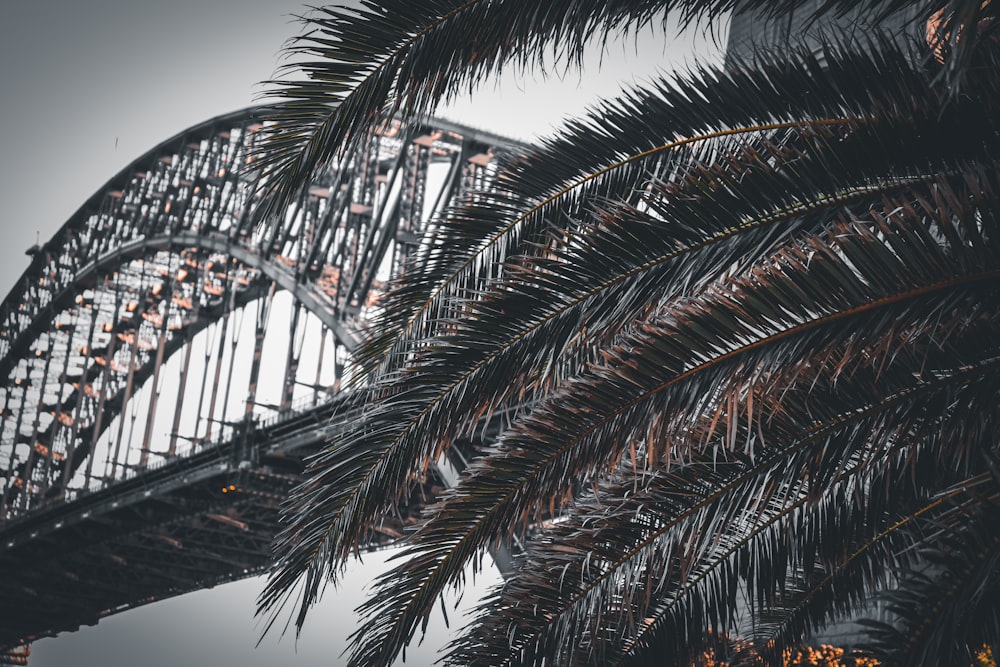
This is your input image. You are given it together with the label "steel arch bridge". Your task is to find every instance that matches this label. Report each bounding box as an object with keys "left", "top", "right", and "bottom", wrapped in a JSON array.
[{"left": 0, "top": 106, "right": 524, "bottom": 651}]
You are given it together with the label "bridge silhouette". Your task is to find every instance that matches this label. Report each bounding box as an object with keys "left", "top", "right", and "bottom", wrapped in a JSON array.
[{"left": 0, "top": 107, "right": 524, "bottom": 652}]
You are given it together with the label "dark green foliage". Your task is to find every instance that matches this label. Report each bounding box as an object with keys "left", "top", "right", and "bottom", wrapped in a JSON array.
[
  {"left": 252, "top": 1, "right": 999, "bottom": 216},
  {"left": 254, "top": 3, "right": 1000, "bottom": 665}
]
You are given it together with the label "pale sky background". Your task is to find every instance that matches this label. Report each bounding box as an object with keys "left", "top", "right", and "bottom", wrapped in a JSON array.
[{"left": 0, "top": 2, "right": 723, "bottom": 665}]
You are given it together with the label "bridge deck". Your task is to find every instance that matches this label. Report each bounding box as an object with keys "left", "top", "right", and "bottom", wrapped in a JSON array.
[
  {"left": 0, "top": 399, "right": 445, "bottom": 648},
  {"left": 0, "top": 107, "right": 523, "bottom": 650}
]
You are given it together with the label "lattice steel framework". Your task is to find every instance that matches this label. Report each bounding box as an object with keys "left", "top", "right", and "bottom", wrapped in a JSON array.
[{"left": 0, "top": 106, "right": 524, "bottom": 647}]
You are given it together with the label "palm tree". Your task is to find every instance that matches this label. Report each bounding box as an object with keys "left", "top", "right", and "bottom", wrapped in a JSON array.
[{"left": 252, "top": 2, "right": 1000, "bottom": 665}]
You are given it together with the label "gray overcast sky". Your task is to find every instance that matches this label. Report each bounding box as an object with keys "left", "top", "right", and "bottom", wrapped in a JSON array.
[{"left": 1, "top": 2, "right": 723, "bottom": 665}]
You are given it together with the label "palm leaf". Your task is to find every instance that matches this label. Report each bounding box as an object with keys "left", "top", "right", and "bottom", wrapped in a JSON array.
[
  {"left": 860, "top": 497, "right": 1000, "bottom": 666},
  {"left": 258, "top": 30, "right": 1000, "bottom": 664},
  {"left": 455, "top": 340, "right": 1000, "bottom": 664},
  {"left": 343, "top": 175, "right": 1000, "bottom": 664},
  {"left": 252, "top": 1, "right": 995, "bottom": 217},
  {"left": 353, "top": 39, "right": 930, "bottom": 378}
]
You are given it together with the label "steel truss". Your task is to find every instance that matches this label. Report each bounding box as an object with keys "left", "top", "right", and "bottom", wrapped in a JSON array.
[{"left": 0, "top": 106, "right": 524, "bottom": 648}]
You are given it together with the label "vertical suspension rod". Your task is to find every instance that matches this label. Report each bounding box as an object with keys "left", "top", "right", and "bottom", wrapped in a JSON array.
[
  {"left": 191, "top": 311, "right": 219, "bottom": 444},
  {"left": 167, "top": 252, "right": 206, "bottom": 455},
  {"left": 27, "top": 331, "right": 57, "bottom": 508},
  {"left": 55, "top": 310, "right": 87, "bottom": 496},
  {"left": 138, "top": 278, "right": 174, "bottom": 468},
  {"left": 86, "top": 279, "right": 121, "bottom": 487},
  {"left": 75, "top": 292, "right": 103, "bottom": 492},
  {"left": 109, "top": 309, "right": 143, "bottom": 480},
  {"left": 243, "top": 284, "right": 275, "bottom": 421},
  {"left": 280, "top": 303, "right": 303, "bottom": 411},
  {"left": 218, "top": 295, "right": 244, "bottom": 437},
  {"left": 313, "top": 324, "right": 327, "bottom": 406},
  {"left": 202, "top": 276, "right": 235, "bottom": 443},
  {"left": 0, "top": 383, "right": 18, "bottom": 521}
]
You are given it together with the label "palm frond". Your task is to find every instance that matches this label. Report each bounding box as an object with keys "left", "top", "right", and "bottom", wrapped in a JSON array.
[
  {"left": 252, "top": 0, "right": 680, "bottom": 217},
  {"left": 353, "top": 39, "right": 935, "bottom": 378},
  {"left": 252, "top": 1, "right": 995, "bottom": 218},
  {"left": 261, "top": 46, "right": 930, "bottom": 630},
  {"left": 443, "top": 337, "right": 1000, "bottom": 666},
  {"left": 342, "top": 182, "right": 1000, "bottom": 663},
  {"left": 860, "top": 497, "right": 1000, "bottom": 667},
  {"left": 730, "top": 482, "right": 994, "bottom": 666},
  {"left": 257, "top": 28, "right": 1000, "bottom": 664}
]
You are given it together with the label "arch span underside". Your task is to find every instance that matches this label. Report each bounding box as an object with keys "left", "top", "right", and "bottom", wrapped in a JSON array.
[{"left": 0, "top": 106, "right": 523, "bottom": 648}]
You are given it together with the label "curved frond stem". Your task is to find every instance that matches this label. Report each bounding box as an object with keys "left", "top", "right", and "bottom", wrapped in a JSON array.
[
  {"left": 270, "top": 164, "right": 937, "bottom": 606},
  {"left": 391, "top": 353, "right": 1000, "bottom": 667},
  {"left": 881, "top": 505, "right": 1000, "bottom": 665},
  {"left": 494, "top": 268, "right": 1000, "bottom": 517},
  {"left": 612, "top": 488, "right": 973, "bottom": 667},
  {"left": 717, "top": 478, "right": 991, "bottom": 666},
  {"left": 375, "top": 117, "right": 860, "bottom": 360},
  {"left": 512, "top": 362, "right": 1000, "bottom": 666},
  {"left": 342, "top": 172, "right": 930, "bottom": 516}
]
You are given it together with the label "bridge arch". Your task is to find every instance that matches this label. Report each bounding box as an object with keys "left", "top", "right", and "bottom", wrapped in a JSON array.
[
  {"left": 0, "top": 105, "right": 523, "bottom": 521},
  {"left": 0, "top": 107, "right": 524, "bottom": 648}
]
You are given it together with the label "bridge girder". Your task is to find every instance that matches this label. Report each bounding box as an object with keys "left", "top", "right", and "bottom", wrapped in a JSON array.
[
  {"left": 0, "top": 106, "right": 522, "bottom": 519},
  {"left": 0, "top": 106, "right": 525, "bottom": 648}
]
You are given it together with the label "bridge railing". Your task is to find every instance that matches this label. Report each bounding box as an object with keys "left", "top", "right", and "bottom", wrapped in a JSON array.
[
  {"left": 3, "top": 397, "right": 337, "bottom": 529},
  {"left": 257, "top": 391, "right": 339, "bottom": 430}
]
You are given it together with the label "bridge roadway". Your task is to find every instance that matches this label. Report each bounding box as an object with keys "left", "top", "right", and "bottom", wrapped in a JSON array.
[
  {"left": 0, "top": 105, "right": 526, "bottom": 655},
  {"left": 0, "top": 395, "right": 444, "bottom": 650}
]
